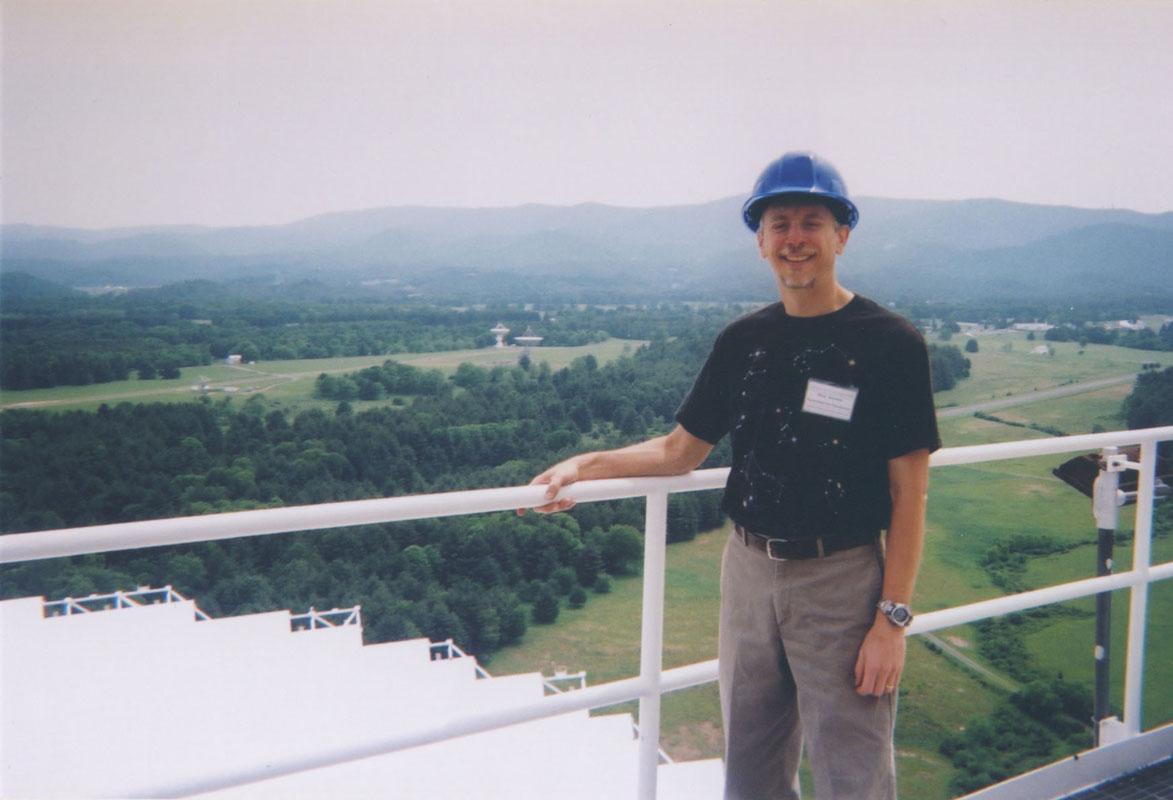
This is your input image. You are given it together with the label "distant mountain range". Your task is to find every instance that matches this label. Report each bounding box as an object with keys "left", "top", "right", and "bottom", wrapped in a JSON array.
[{"left": 3, "top": 197, "right": 1171, "bottom": 304}]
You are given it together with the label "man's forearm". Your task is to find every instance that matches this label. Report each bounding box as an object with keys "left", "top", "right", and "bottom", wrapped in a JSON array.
[
  {"left": 879, "top": 448, "right": 931, "bottom": 606},
  {"left": 879, "top": 505, "right": 925, "bottom": 607},
  {"left": 854, "top": 448, "right": 930, "bottom": 694},
  {"left": 570, "top": 429, "right": 710, "bottom": 481},
  {"left": 525, "top": 425, "right": 713, "bottom": 514}
]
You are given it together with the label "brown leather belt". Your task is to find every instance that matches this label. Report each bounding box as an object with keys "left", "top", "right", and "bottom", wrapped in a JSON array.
[{"left": 735, "top": 524, "right": 879, "bottom": 561}]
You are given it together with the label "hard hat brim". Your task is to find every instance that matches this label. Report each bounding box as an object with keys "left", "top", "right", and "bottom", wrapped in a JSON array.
[{"left": 742, "top": 192, "right": 859, "bottom": 232}]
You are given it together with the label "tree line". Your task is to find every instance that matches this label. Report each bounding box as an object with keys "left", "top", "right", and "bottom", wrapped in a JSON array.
[
  {"left": 5, "top": 277, "right": 1166, "bottom": 392},
  {"left": 1, "top": 280, "right": 740, "bottom": 391}
]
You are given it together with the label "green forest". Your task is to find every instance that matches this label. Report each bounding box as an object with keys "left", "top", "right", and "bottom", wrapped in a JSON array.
[{"left": 0, "top": 318, "right": 739, "bottom": 657}]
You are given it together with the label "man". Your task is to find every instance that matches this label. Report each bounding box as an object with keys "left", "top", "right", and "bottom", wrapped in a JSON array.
[{"left": 525, "top": 152, "right": 940, "bottom": 799}]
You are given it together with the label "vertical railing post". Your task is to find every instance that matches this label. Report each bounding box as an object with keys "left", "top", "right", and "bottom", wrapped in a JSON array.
[
  {"left": 637, "top": 490, "right": 669, "bottom": 800},
  {"left": 1091, "top": 447, "right": 1119, "bottom": 745},
  {"left": 1122, "top": 440, "right": 1157, "bottom": 737}
]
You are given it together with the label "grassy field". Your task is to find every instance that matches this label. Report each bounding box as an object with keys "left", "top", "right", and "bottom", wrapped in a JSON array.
[
  {"left": 932, "top": 333, "right": 1160, "bottom": 410},
  {"left": 0, "top": 338, "right": 647, "bottom": 414}
]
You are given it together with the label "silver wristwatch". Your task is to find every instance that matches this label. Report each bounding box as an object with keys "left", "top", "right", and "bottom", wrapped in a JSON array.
[{"left": 877, "top": 599, "right": 913, "bottom": 628}]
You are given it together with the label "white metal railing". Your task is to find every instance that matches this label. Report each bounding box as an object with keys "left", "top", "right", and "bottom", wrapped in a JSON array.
[
  {"left": 47, "top": 590, "right": 361, "bottom": 633},
  {"left": 1, "top": 425, "right": 1171, "bottom": 799},
  {"left": 42, "top": 585, "right": 211, "bottom": 621},
  {"left": 290, "top": 605, "right": 362, "bottom": 631}
]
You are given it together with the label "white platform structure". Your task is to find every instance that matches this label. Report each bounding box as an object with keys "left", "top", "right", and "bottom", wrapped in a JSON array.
[{"left": 0, "top": 588, "right": 723, "bottom": 799}]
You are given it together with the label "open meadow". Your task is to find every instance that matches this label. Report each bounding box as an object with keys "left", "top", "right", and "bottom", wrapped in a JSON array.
[
  {"left": 931, "top": 333, "right": 1158, "bottom": 410},
  {"left": 0, "top": 338, "right": 647, "bottom": 414}
]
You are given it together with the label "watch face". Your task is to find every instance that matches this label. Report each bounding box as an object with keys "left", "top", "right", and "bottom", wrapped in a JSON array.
[{"left": 891, "top": 607, "right": 911, "bottom": 625}]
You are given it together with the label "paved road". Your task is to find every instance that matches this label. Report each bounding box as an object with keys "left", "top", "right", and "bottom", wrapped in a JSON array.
[
  {"left": 919, "top": 632, "right": 1020, "bottom": 693},
  {"left": 937, "top": 374, "right": 1137, "bottom": 419}
]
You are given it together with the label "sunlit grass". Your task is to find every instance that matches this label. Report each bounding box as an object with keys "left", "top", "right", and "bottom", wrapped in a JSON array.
[
  {"left": 0, "top": 339, "right": 648, "bottom": 413},
  {"left": 932, "top": 333, "right": 1150, "bottom": 409}
]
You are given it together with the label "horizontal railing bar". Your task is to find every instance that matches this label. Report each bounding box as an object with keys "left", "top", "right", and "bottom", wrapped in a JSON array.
[
  {"left": 136, "top": 674, "right": 655, "bottom": 798},
  {"left": 928, "top": 425, "right": 1173, "bottom": 467},
  {"left": 4, "top": 426, "right": 1170, "bottom": 565},
  {"left": 0, "top": 472, "right": 729, "bottom": 564},
  {"left": 909, "top": 569, "right": 1171, "bottom": 635},
  {"left": 661, "top": 659, "right": 720, "bottom": 693}
]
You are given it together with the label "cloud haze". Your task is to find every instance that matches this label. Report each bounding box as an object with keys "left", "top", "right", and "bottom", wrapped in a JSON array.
[{"left": 3, "top": 0, "right": 1171, "bottom": 228}]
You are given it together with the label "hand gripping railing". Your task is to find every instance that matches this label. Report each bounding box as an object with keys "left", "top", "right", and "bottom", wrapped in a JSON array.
[{"left": 1, "top": 426, "right": 1171, "bottom": 799}]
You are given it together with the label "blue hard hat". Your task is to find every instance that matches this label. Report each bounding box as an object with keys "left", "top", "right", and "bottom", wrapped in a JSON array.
[{"left": 741, "top": 152, "right": 859, "bottom": 231}]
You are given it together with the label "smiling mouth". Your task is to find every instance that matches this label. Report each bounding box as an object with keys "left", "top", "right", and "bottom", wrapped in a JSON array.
[{"left": 779, "top": 252, "right": 815, "bottom": 263}]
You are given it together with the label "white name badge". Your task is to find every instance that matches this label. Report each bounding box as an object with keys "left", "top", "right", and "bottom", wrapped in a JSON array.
[{"left": 802, "top": 379, "right": 859, "bottom": 422}]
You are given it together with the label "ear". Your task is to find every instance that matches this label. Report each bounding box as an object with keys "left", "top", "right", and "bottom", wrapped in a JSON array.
[
  {"left": 835, "top": 225, "right": 850, "bottom": 255},
  {"left": 756, "top": 226, "right": 767, "bottom": 257}
]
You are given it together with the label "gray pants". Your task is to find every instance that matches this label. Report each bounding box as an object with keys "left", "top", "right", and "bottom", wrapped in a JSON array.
[{"left": 718, "top": 531, "right": 897, "bottom": 800}]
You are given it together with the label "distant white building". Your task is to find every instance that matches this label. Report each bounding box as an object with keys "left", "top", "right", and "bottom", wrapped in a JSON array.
[
  {"left": 1013, "top": 322, "right": 1054, "bottom": 332},
  {"left": 226, "top": 354, "right": 243, "bottom": 365}
]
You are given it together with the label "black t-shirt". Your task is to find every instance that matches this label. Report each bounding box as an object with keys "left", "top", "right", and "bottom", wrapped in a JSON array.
[{"left": 675, "top": 295, "right": 941, "bottom": 539}]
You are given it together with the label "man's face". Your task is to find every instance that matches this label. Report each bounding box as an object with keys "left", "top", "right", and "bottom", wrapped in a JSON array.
[{"left": 756, "top": 202, "right": 850, "bottom": 292}]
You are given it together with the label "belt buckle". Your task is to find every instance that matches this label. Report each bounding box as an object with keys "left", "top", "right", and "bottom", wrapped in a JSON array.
[
  {"left": 766, "top": 537, "right": 827, "bottom": 560},
  {"left": 765, "top": 538, "right": 789, "bottom": 561}
]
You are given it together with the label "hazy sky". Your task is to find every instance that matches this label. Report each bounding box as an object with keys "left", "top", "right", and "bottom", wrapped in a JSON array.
[{"left": 3, "top": 0, "right": 1172, "bottom": 229}]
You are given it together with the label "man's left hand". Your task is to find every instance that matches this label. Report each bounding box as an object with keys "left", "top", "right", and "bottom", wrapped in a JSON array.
[{"left": 853, "top": 619, "right": 906, "bottom": 696}]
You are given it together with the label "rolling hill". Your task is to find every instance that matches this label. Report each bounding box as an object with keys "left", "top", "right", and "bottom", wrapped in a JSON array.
[{"left": 3, "top": 197, "right": 1171, "bottom": 304}]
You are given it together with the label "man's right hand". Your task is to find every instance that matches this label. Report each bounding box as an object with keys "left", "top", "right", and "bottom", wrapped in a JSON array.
[
  {"left": 519, "top": 458, "right": 581, "bottom": 515},
  {"left": 516, "top": 426, "right": 712, "bottom": 516}
]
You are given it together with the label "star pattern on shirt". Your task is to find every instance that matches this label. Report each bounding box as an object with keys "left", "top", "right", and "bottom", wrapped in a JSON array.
[{"left": 729, "top": 341, "right": 859, "bottom": 525}]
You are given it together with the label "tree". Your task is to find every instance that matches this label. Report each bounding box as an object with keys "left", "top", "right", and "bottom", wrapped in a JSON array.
[
  {"left": 1123, "top": 367, "right": 1173, "bottom": 436},
  {"left": 550, "top": 566, "right": 577, "bottom": 595},
  {"left": 667, "top": 493, "right": 700, "bottom": 543},
  {"left": 531, "top": 583, "right": 560, "bottom": 624},
  {"left": 601, "top": 525, "right": 643, "bottom": 575},
  {"left": 965, "top": 338, "right": 979, "bottom": 353},
  {"left": 573, "top": 543, "right": 604, "bottom": 588},
  {"left": 235, "top": 341, "right": 261, "bottom": 363},
  {"left": 928, "top": 343, "right": 972, "bottom": 392}
]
